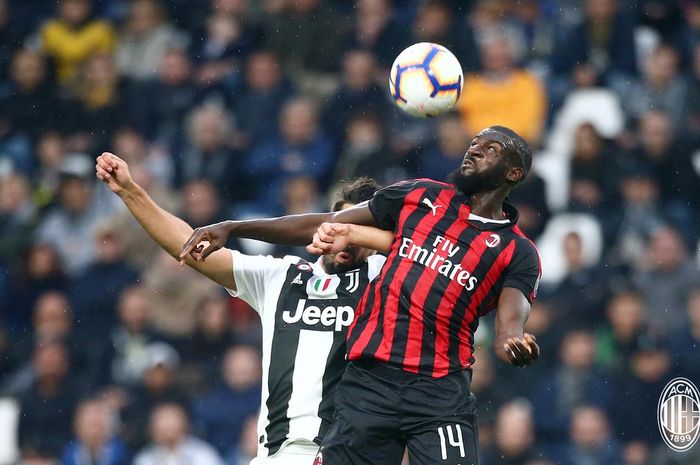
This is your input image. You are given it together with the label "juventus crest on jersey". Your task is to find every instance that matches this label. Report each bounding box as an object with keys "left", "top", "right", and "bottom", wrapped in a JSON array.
[{"left": 227, "top": 251, "right": 386, "bottom": 458}]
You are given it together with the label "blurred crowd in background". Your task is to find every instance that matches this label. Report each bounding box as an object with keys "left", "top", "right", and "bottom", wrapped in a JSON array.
[{"left": 0, "top": 0, "right": 699, "bottom": 464}]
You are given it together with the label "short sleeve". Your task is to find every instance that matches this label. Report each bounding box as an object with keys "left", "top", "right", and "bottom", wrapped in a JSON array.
[
  {"left": 502, "top": 239, "right": 541, "bottom": 303},
  {"left": 366, "top": 254, "right": 387, "bottom": 281},
  {"left": 368, "top": 180, "right": 421, "bottom": 231},
  {"left": 228, "top": 251, "right": 290, "bottom": 315}
]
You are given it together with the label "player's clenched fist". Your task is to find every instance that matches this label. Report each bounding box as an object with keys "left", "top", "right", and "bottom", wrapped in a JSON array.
[
  {"left": 95, "top": 152, "right": 135, "bottom": 196},
  {"left": 306, "top": 223, "right": 351, "bottom": 255},
  {"left": 503, "top": 333, "right": 540, "bottom": 367}
]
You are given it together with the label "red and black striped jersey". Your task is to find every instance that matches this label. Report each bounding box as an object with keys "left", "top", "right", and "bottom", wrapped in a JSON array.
[{"left": 346, "top": 179, "right": 542, "bottom": 377}]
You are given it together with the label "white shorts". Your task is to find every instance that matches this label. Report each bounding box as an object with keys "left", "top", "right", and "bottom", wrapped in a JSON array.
[{"left": 250, "top": 443, "right": 320, "bottom": 465}]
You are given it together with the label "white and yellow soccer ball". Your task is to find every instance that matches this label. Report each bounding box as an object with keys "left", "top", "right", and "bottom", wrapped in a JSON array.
[{"left": 389, "top": 42, "right": 464, "bottom": 118}]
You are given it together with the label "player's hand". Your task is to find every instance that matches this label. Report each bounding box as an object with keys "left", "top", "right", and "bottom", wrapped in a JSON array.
[
  {"left": 306, "top": 223, "right": 351, "bottom": 255},
  {"left": 180, "top": 221, "right": 231, "bottom": 265},
  {"left": 95, "top": 152, "right": 135, "bottom": 196},
  {"left": 503, "top": 333, "right": 540, "bottom": 367}
]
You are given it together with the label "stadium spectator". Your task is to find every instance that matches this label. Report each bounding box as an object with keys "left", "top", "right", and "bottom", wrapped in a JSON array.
[
  {"left": 620, "top": 45, "right": 688, "bottom": 130},
  {"left": 417, "top": 112, "right": 470, "bottom": 182},
  {"left": 232, "top": 415, "right": 258, "bottom": 465},
  {"left": 557, "top": 406, "right": 621, "bottom": 465},
  {"left": 633, "top": 226, "right": 700, "bottom": 333},
  {"left": 457, "top": 31, "right": 546, "bottom": 144},
  {"left": 116, "top": 0, "right": 183, "bottom": 81},
  {"left": 121, "top": 342, "right": 189, "bottom": 452},
  {"left": 532, "top": 329, "right": 612, "bottom": 444},
  {"left": 550, "top": 0, "right": 636, "bottom": 85},
  {"left": 33, "top": 132, "right": 67, "bottom": 207},
  {"left": 181, "top": 293, "right": 235, "bottom": 380},
  {"left": 17, "top": 341, "right": 81, "bottom": 458},
  {"left": 62, "top": 399, "right": 127, "bottom": 465},
  {"left": 93, "top": 285, "right": 164, "bottom": 389},
  {"left": 193, "top": 345, "right": 261, "bottom": 460},
  {"left": 482, "top": 399, "right": 547, "bottom": 465},
  {"left": 0, "top": 173, "right": 37, "bottom": 265},
  {"left": 142, "top": 249, "right": 217, "bottom": 338},
  {"left": 246, "top": 97, "right": 334, "bottom": 213},
  {"left": 0, "top": 0, "right": 22, "bottom": 84},
  {"left": 335, "top": 113, "right": 397, "bottom": 184},
  {"left": 595, "top": 291, "right": 648, "bottom": 374},
  {"left": 670, "top": 287, "right": 700, "bottom": 380},
  {"left": 134, "top": 403, "right": 224, "bottom": 465},
  {"left": 323, "top": 49, "right": 385, "bottom": 142},
  {"left": 39, "top": 0, "right": 116, "bottom": 84},
  {"left": 69, "top": 221, "right": 139, "bottom": 340},
  {"left": 34, "top": 154, "right": 118, "bottom": 275},
  {"left": 0, "top": 50, "right": 57, "bottom": 146},
  {"left": 349, "top": 0, "right": 407, "bottom": 67},
  {"left": 176, "top": 104, "right": 241, "bottom": 201},
  {"left": 231, "top": 51, "right": 294, "bottom": 149}
]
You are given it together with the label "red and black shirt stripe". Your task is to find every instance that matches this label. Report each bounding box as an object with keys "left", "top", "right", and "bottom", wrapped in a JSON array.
[{"left": 347, "top": 179, "right": 541, "bottom": 377}]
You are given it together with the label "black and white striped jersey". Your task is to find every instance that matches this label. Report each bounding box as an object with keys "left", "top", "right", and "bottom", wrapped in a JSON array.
[{"left": 227, "top": 251, "right": 386, "bottom": 458}]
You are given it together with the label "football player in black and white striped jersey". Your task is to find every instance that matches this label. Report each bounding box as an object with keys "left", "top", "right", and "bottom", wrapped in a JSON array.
[{"left": 96, "top": 152, "right": 385, "bottom": 465}]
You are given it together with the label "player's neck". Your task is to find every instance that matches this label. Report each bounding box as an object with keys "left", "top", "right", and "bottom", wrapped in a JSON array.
[{"left": 468, "top": 189, "right": 509, "bottom": 220}]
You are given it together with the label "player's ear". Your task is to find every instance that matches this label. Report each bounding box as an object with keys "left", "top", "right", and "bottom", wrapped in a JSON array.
[{"left": 506, "top": 166, "right": 524, "bottom": 184}]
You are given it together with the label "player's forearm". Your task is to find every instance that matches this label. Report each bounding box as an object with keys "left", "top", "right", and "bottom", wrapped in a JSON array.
[
  {"left": 118, "top": 184, "right": 195, "bottom": 260},
  {"left": 226, "top": 213, "right": 335, "bottom": 245},
  {"left": 347, "top": 225, "right": 393, "bottom": 253}
]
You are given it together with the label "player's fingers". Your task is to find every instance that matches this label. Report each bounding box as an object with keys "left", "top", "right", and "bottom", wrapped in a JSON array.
[
  {"left": 317, "top": 226, "right": 335, "bottom": 244},
  {"left": 306, "top": 244, "right": 326, "bottom": 255},
  {"left": 96, "top": 166, "right": 111, "bottom": 179},
  {"left": 507, "top": 339, "right": 529, "bottom": 365},
  {"left": 525, "top": 335, "right": 540, "bottom": 360},
  {"left": 96, "top": 156, "right": 114, "bottom": 172},
  {"left": 199, "top": 241, "right": 222, "bottom": 260},
  {"left": 511, "top": 338, "right": 534, "bottom": 364},
  {"left": 181, "top": 229, "right": 205, "bottom": 258},
  {"left": 504, "top": 343, "right": 524, "bottom": 367},
  {"left": 329, "top": 223, "right": 348, "bottom": 235}
]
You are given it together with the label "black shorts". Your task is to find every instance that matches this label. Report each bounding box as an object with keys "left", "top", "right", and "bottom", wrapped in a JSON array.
[{"left": 318, "top": 360, "right": 479, "bottom": 465}]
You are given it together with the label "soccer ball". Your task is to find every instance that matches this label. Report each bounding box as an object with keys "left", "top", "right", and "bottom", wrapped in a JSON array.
[{"left": 389, "top": 42, "right": 463, "bottom": 118}]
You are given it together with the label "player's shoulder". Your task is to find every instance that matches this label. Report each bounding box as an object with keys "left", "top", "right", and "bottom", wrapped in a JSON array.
[{"left": 388, "top": 178, "right": 455, "bottom": 192}]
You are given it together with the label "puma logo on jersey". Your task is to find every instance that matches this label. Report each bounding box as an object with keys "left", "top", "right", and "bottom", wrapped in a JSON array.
[
  {"left": 282, "top": 299, "right": 354, "bottom": 332},
  {"left": 422, "top": 198, "right": 443, "bottom": 216},
  {"left": 291, "top": 273, "right": 304, "bottom": 285}
]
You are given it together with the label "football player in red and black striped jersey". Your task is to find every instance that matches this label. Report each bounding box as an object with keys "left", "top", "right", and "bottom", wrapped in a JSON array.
[{"left": 181, "top": 125, "right": 542, "bottom": 465}]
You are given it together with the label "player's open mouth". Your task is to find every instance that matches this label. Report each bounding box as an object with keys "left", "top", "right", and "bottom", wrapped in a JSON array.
[{"left": 336, "top": 252, "right": 354, "bottom": 264}]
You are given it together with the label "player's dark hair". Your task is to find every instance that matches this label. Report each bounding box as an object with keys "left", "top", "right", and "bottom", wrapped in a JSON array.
[
  {"left": 332, "top": 177, "right": 381, "bottom": 211},
  {"left": 489, "top": 125, "right": 532, "bottom": 181}
]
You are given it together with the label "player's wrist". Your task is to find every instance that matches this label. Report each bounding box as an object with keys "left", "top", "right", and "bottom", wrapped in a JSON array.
[{"left": 117, "top": 181, "right": 142, "bottom": 201}]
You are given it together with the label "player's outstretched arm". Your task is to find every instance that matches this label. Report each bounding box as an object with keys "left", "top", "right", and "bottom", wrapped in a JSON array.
[
  {"left": 306, "top": 223, "right": 393, "bottom": 255},
  {"left": 179, "top": 202, "right": 378, "bottom": 263},
  {"left": 493, "top": 288, "right": 540, "bottom": 367},
  {"left": 95, "top": 152, "right": 236, "bottom": 290}
]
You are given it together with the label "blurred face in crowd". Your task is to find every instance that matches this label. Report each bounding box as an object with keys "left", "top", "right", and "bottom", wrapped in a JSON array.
[
  {"left": 495, "top": 401, "right": 534, "bottom": 456},
  {"left": 573, "top": 123, "right": 603, "bottom": 161},
  {"left": 212, "top": 0, "right": 248, "bottom": 16},
  {"left": 207, "top": 14, "right": 240, "bottom": 44},
  {"left": 159, "top": 49, "right": 191, "bottom": 85},
  {"left": 37, "top": 132, "right": 66, "bottom": 170},
  {"left": 644, "top": 46, "right": 679, "bottom": 88},
  {"left": 606, "top": 292, "right": 645, "bottom": 340},
  {"left": 151, "top": 404, "right": 188, "bottom": 449},
  {"left": 59, "top": 177, "right": 92, "bottom": 214},
  {"left": 34, "top": 342, "right": 69, "bottom": 384},
  {"left": 75, "top": 400, "right": 112, "bottom": 450},
  {"left": 342, "top": 50, "right": 376, "bottom": 91},
  {"left": 26, "top": 243, "right": 63, "bottom": 279},
  {"left": 95, "top": 228, "right": 126, "bottom": 263},
  {"left": 413, "top": 2, "right": 452, "bottom": 40},
  {"left": 585, "top": 0, "right": 616, "bottom": 23},
  {"left": 280, "top": 100, "right": 318, "bottom": 145},
  {"left": 112, "top": 128, "right": 147, "bottom": 163},
  {"left": 620, "top": 176, "right": 658, "bottom": 206},
  {"left": 60, "top": 0, "right": 92, "bottom": 26},
  {"left": 128, "top": 0, "right": 164, "bottom": 34},
  {"left": 469, "top": 350, "right": 494, "bottom": 394},
  {"left": 0, "top": 174, "right": 30, "bottom": 214},
  {"left": 283, "top": 176, "right": 318, "bottom": 215},
  {"left": 481, "top": 35, "right": 514, "bottom": 73},
  {"left": 223, "top": 346, "right": 261, "bottom": 392},
  {"left": 84, "top": 54, "right": 117, "bottom": 88},
  {"left": 570, "top": 406, "right": 610, "bottom": 448},
  {"left": 562, "top": 232, "right": 584, "bottom": 271},
  {"left": 246, "top": 52, "right": 281, "bottom": 91},
  {"left": 437, "top": 116, "right": 470, "bottom": 158},
  {"left": 632, "top": 346, "right": 670, "bottom": 382},
  {"left": 33, "top": 291, "right": 72, "bottom": 340},
  {"left": 183, "top": 180, "right": 219, "bottom": 225},
  {"left": 190, "top": 106, "right": 228, "bottom": 151},
  {"left": 118, "top": 287, "right": 151, "bottom": 332},
  {"left": 648, "top": 227, "right": 686, "bottom": 272},
  {"left": 639, "top": 111, "right": 673, "bottom": 158},
  {"left": 322, "top": 201, "right": 376, "bottom": 274},
  {"left": 346, "top": 116, "right": 383, "bottom": 155},
  {"left": 11, "top": 50, "right": 46, "bottom": 92},
  {"left": 687, "top": 288, "right": 700, "bottom": 327},
  {"left": 199, "top": 295, "right": 230, "bottom": 337},
  {"left": 560, "top": 330, "right": 596, "bottom": 370}
]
